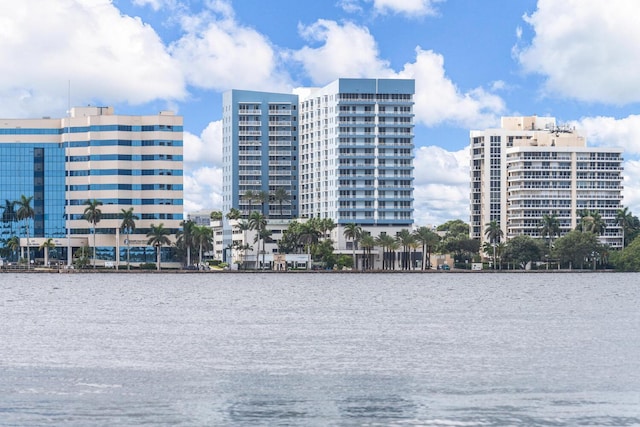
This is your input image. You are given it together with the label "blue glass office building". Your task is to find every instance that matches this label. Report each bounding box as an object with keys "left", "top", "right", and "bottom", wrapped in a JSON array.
[{"left": 0, "top": 107, "right": 184, "bottom": 267}]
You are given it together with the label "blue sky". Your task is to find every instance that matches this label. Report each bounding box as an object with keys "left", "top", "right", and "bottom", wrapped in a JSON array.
[{"left": 2, "top": 0, "right": 640, "bottom": 226}]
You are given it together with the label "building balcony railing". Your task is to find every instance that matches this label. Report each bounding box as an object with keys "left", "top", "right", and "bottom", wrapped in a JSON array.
[
  {"left": 238, "top": 160, "right": 262, "bottom": 166},
  {"left": 269, "top": 160, "right": 292, "bottom": 166},
  {"left": 269, "top": 131, "right": 292, "bottom": 136},
  {"left": 238, "top": 131, "right": 262, "bottom": 136},
  {"left": 238, "top": 110, "right": 261, "bottom": 115},
  {"left": 238, "top": 121, "right": 262, "bottom": 126},
  {"left": 268, "top": 121, "right": 292, "bottom": 126},
  {"left": 270, "top": 141, "right": 292, "bottom": 147}
]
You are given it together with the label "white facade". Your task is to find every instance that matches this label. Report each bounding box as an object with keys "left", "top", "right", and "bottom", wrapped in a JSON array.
[
  {"left": 470, "top": 116, "right": 624, "bottom": 248},
  {"left": 299, "top": 78, "right": 415, "bottom": 229}
]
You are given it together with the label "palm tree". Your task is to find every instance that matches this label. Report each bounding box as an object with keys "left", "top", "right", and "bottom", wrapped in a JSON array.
[
  {"left": 579, "top": 210, "right": 606, "bottom": 235},
  {"left": 388, "top": 240, "right": 399, "bottom": 270},
  {"left": 176, "top": 220, "right": 196, "bottom": 267},
  {"left": 248, "top": 211, "right": 267, "bottom": 269},
  {"left": 234, "top": 220, "right": 251, "bottom": 269},
  {"left": 484, "top": 220, "right": 504, "bottom": 270},
  {"left": 193, "top": 225, "right": 213, "bottom": 266},
  {"left": 396, "top": 229, "right": 415, "bottom": 270},
  {"left": 360, "top": 233, "right": 375, "bottom": 270},
  {"left": 120, "top": 207, "right": 138, "bottom": 270},
  {"left": 413, "top": 226, "right": 440, "bottom": 270},
  {"left": 146, "top": 223, "right": 171, "bottom": 271},
  {"left": 16, "top": 195, "right": 35, "bottom": 270},
  {"left": 7, "top": 235, "right": 20, "bottom": 261},
  {"left": 272, "top": 187, "right": 291, "bottom": 217},
  {"left": 343, "top": 223, "right": 362, "bottom": 270},
  {"left": 39, "top": 238, "right": 55, "bottom": 267},
  {"left": 375, "top": 233, "right": 395, "bottom": 270},
  {"left": 83, "top": 199, "right": 103, "bottom": 269},
  {"left": 298, "top": 222, "right": 321, "bottom": 269},
  {"left": 319, "top": 218, "right": 336, "bottom": 241},
  {"left": 210, "top": 210, "right": 223, "bottom": 221},
  {"left": 226, "top": 208, "right": 241, "bottom": 221},
  {"left": 539, "top": 214, "right": 560, "bottom": 252},
  {"left": 616, "top": 207, "right": 633, "bottom": 248},
  {"left": 256, "top": 190, "right": 270, "bottom": 216},
  {"left": 242, "top": 190, "right": 258, "bottom": 215}
]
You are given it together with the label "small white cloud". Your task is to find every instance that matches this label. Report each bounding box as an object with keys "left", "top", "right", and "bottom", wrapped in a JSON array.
[
  {"left": 337, "top": 0, "right": 363, "bottom": 13},
  {"left": 371, "top": 0, "right": 441, "bottom": 17}
]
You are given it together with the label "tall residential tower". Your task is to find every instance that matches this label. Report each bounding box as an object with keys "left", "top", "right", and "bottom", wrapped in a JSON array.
[{"left": 299, "top": 78, "right": 415, "bottom": 228}]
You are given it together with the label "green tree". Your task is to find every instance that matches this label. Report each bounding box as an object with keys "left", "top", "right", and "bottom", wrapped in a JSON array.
[
  {"left": 539, "top": 214, "right": 560, "bottom": 251},
  {"left": 413, "top": 226, "right": 440, "bottom": 270},
  {"left": 248, "top": 211, "right": 267, "bottom": 269},
  {"left": 235, "top": 219, "right": 252, "bottom": 269},
  {"left": 272, "top": 187, "right": 291, "bottom": 217},
  {"left": 193, "top": 225, "right": 213, "bottom": 265},
  {"left": 16, "top": 195, "right": 35, "bottom": 270},
  {"left": 396, "top": 229, "right": 415, "bottom": 270},
  {"left": 257, "top": 190, "right": 270, "bottom": 216},
  {"left": 226, "top": 208, "right": 241, "bottom": 221},
  {"left": 176, "top": 220, "right": 196, "bottom": 267},
  {"left": 502, "top": 235, "right": 543, "bottom": 269},
  {"left": 242, "top": 190, "right": 258, "bottom": 215},
  {"left": 553, "top": 230, "right": 602, "bottom": 269},
  {"left": 6, "top": 235, "right": 20, "bottom": 261},
  {"left": 484, "top": 220, "right": 504, "bottom": 270},
  {"left": 343, "top": 223, "right": 363, "bottom": 270},
  {"left": 120, "top": 207, "right": 138, "bottom": 270},
  {"left": 375, "top": 233, "right": 396, "bottom": 270},
  {"left": 39, "top": 238, "right": 56, "bottom": 267},
  {"left": 360, "top": 233, "right": 375, "bottom": 270},
  {"left": 436, "top": 219, "right": 469, "bottom": 238},
  {"left": 146, "top": 223, "right": 171, "bottom": 271},
  {"left": 83, "top": 199, "right": 103, "bottom": 269},
  {"left": 611, "top": 234, "right": 640, "bottom": 271},
  {"left": 616, "top": 207, "right": 634, "bottom": 248},
  {"left": 210, "top": 210, "right": 223, "bottom": 221},
  {"left": 578, "top": 210, "right": 606, "bottom": 235}
]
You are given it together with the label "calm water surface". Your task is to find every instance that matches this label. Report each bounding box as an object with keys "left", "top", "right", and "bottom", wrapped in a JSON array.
[{"left": 0, "top": 272, "right": 639, "bottom": 426}]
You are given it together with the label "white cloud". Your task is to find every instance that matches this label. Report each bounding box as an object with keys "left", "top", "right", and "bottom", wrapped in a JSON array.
[
  {"left": 413, "top": 146, "right": 470, "bottom": 226},
  {"left": 292, "top": 19, "right": 391, "bottom": 85},
  {"left": 396, "top": 48, "right": 505, "bottom": 128},
  {"left": 184, "top": 166, "right": 223, "bottom": 212},
  {"left": 292, "top": 22, "right": 505, "bottom": 129},
  {"left": 572, "top": 115, "right": 640, "bottom": 155},
  {"left": 170, "top": 9, "right": 292, "bottom": 92},
  {"left": 0, "top": 0, "right": 185, "bottom": 118},
  {"left": 337, "top": 0, "right": 364, "bottom": 14},
  {"left": 292, "top": 20, "right": 391, "bottom": 84},
  {"left": 517, "top": 0, "right": 640, "bottom": 104},
  {"left": 183, "top": 120, "right": 223, "bottom": 167},
  {"left": 571, "top": 114, "right": 640, "bottom": 215},
  {"left": 371, "top": 0, "right": 441, "bottom": 17}
]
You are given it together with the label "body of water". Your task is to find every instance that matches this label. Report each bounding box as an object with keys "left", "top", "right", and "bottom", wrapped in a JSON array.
[{"left": 0, "top": 272, "right": 639, "bottom": 426}]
